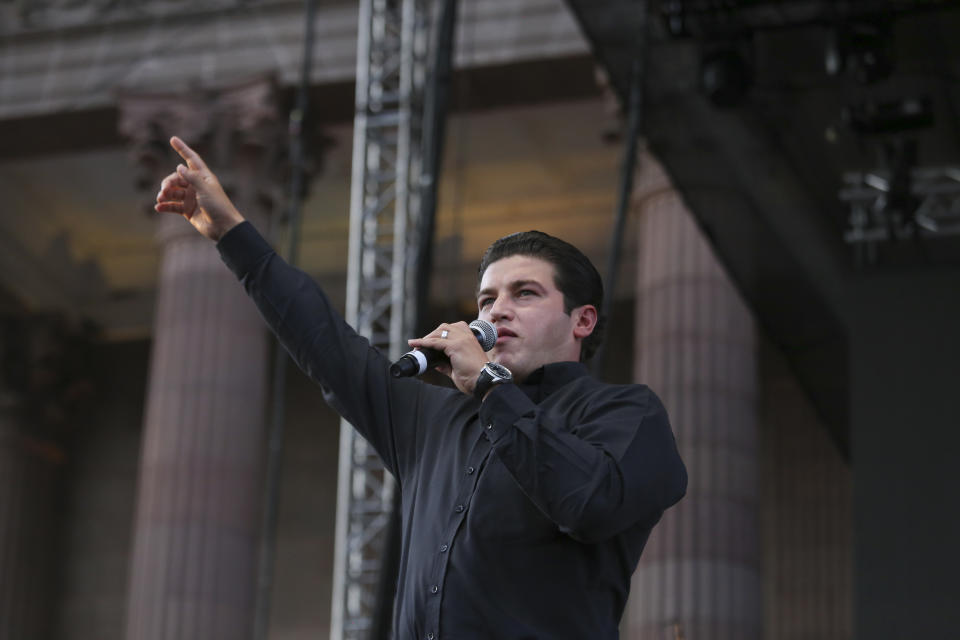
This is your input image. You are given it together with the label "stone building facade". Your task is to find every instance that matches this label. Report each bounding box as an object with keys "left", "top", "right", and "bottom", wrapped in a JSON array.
[{"left": 0, "top": 1, "right": 851, "bottom": 638}]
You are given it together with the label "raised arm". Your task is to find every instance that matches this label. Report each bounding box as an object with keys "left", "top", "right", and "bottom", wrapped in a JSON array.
[{"left": 153, "top": 136, "right": 432, "bottom": 478}]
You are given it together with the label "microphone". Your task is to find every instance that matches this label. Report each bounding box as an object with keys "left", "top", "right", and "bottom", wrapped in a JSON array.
[{"left": 390, "top": 319, "right": 497, "bottom": 378}]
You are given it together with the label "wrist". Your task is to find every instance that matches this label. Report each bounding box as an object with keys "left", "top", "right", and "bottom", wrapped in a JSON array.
[
  {"left": 474, "top": 362, "right": 512, "bottom": 402},
  {"left": 214, "top": 214, "right": 245, "bottom": 242}
]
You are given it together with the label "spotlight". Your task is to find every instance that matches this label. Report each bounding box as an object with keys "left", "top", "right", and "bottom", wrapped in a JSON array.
[
  {"left": 700, "top": 47, "right": 753, "bottom": 107},
  {"left": 825, "top": 21, "right": 895, "bottom": 85}
]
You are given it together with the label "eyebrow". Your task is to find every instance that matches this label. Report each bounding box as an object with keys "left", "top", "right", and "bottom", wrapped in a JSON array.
[{"left": 477, "top": 279, "right": 545, "bottom": 299}]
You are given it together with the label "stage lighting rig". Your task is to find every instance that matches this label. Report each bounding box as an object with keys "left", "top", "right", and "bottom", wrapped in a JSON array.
[
  {"left": 835, "top": 90, "right": 943, "bottom": 265},
  {"left": 841, "top": 96, "right": 934, "bottom": 135},
  {"left": 840, "top": 156, "right": 960, "bottom": 265}
]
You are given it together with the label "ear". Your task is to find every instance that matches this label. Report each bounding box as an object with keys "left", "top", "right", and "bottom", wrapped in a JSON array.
[{"left": 571, "top": 304, "right": 598, "bottom": 341}]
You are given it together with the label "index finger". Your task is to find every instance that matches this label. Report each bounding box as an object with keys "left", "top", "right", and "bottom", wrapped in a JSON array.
[{"left": 170, "top": 136, "right": 208, "bottom": 171}]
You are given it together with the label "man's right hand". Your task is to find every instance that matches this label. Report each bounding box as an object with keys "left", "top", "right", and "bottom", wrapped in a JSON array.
[{"left": 155, "top": 136, "right": 245, "bottom": 242}]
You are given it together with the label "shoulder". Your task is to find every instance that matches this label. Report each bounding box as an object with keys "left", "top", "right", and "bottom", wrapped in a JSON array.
[{"left": 568, "top": 378, "right": 668, "bottom": 425}]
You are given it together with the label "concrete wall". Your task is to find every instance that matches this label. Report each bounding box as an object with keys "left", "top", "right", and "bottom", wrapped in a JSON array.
[{"left": 850, "top": 269, "right": 960, "bottom": 638}]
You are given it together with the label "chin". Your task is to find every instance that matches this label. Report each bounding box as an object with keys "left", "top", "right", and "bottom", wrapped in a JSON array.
[
  {"left": 490, "top": 355, "right": 514, "bottom": 373},
  {"left": 498, "top": 356, "right": 534, "bottom": 380},
  {"left": 492, "top": 350, "right": 536, "bottom": 377}
]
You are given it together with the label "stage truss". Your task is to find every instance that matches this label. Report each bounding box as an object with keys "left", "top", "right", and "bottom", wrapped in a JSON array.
[{"left": 330, "top": 0, "right": 430, "bottom": 638}]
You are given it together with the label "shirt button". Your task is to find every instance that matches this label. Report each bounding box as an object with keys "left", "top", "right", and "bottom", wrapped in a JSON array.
[
  {"left": 486, "top": 423, "right": 493, "bottom": 430},
  {"left": 439, "top": 543, "right": 448, "bottom": 552},
  {"left": 454, "top": 504, "right": 465, "bottom": 513},
  {"left": 430, "top": 584, "right": 439, "bottom": 594},
  {"left": 466, "top": 466, "right": 475, "bottom": 474},
  {"left": 427, "top": 634, "right": 435, "bottom": 640}
]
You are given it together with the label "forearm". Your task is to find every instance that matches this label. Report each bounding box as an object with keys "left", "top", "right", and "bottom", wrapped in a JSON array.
[
  {"left": 216, "top": 222, "right": 414, "bottom": 473},
  {"left": 217, "top": 223, "right": 356, "bottom": 372}
]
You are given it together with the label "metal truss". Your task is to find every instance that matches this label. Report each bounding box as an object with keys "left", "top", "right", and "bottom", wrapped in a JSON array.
[
  {"left": 839, "top": 165, "right": 960, "bottom": 262},
  {"left": 331, "top": 0, "right": 430, "bottom": 638}
]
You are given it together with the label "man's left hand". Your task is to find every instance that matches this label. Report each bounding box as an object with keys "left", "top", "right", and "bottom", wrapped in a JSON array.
[{"left": 408, "top": 322, "right": 487, "bottom": 395}]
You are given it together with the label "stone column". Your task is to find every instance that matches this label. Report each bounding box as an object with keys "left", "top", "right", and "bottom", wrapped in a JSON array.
[
  {"left": 760, "top": 341, "right": 852, "bottom": 640},
  {"left": 119, "top": 78, "right": 285, "bottom": 640},
  {"left": 0, "top": 314, "right": 95, "bottom": 640},
  {"left": 623, "top": 152, "right": 761, "bottom": 640}
]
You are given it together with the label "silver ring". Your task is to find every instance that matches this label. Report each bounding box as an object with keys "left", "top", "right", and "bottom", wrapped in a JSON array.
[{"left": 440, "top": 330, "right": 449, "bottom": 339}]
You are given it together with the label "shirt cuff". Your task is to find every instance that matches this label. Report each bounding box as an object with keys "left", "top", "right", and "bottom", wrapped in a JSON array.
[
  {"left": 216, "top": 221, "right": 275, "bottom": 280},
  {"left": 478, "top": 383, "right": 538, "bottom": 444}
]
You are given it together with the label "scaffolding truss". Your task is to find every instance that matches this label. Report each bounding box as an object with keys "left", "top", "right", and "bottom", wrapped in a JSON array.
[{"left": 330, "top": 0, "right": 431, "bottom": 638}]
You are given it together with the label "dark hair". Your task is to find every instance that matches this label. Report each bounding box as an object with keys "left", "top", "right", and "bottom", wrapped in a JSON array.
[{"left": 477, "top": 230, "right": 605, "bottom": 361}]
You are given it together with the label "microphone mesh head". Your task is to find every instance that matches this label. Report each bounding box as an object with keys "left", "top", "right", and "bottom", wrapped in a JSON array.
[{"left": 469, "top": 319, "right": 498, "bottom": 351}]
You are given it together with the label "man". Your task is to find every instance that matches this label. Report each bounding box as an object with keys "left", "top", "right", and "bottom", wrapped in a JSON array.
[{"left": 156, "top": 136, "right": 686, "bottom": 639}]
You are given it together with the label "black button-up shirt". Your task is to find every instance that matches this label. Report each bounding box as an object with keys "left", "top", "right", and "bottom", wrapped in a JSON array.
[{"left": 218, "top": 222, "right": 687, "bottom": 639}]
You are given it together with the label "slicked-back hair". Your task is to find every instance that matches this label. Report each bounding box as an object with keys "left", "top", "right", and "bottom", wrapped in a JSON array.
[{"left": 477, "top": 230, "right": 605, "bottom": 362}]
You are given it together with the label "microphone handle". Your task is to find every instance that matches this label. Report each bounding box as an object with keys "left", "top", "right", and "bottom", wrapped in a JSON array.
[{"left": 389, "top": 348, "right": 444, "bottom": 378}]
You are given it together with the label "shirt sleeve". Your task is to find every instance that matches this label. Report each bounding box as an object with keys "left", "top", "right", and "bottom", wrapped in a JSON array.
[
  {"left": 478, "top": 380, "right": 687, "bottom": 544},
  {"left": 216, "top": 221, "right": 428, "bottom": 479}
]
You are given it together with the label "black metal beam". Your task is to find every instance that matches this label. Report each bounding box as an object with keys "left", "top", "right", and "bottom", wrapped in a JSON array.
[{"left": 565, "top": 0, "right": 855, "bottom": 455}]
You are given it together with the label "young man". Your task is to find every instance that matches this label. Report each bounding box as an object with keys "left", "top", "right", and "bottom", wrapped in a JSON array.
[{"left": 156, "top": 136, "right": 686, "bottom": 639}]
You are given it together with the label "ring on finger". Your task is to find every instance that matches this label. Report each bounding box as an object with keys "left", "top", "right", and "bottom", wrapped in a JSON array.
[{"left": 440, "top": 330, "right": 449, "bottom": 339}]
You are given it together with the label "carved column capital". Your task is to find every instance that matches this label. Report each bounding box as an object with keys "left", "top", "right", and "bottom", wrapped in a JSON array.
[{"left": 117, "top": 75, "right": 291, "bottom": 242}]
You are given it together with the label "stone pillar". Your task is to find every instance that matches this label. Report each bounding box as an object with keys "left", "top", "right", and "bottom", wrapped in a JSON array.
[
  {"left": 0, "top": 314, "right": 95, "bottom": 640},
  {"left": 119, "top": 78, "right": 285, "bottom": 640},
  {"left": 624, "top": 152, "right": 761, "bottom": 640},
  {"left": 760, "top": 340, "right": 852, "bottom": 640}
]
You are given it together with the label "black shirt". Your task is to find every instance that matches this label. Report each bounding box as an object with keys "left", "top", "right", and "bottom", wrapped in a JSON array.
[{"left": 218, "top": 222, "right": 687, "bottom": 640}]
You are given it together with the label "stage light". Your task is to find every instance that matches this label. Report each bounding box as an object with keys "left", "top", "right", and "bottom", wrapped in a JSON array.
[
  {"left": 700, "top": 47, "right": 753, "bottom": 107},
  {"left": 825, "top": 21, "right": 895, "bottom": 85}
]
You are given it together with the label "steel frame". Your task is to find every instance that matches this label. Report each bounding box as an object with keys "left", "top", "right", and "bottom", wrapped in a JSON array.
[
  {"left": 330, "top": 0, "right": 430, "bottom": 638},
  {"left": 840, "top": 166, "right": 960, "bottom": 264}
]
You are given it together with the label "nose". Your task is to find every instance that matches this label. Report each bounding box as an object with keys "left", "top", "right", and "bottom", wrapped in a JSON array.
[{"left": 487, "top": 294, "right": 514, "bottom": 322}]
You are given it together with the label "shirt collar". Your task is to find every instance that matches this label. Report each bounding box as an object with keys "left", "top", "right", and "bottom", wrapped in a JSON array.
[{"left": 518, "top": 361, "right": 589, "bottom": 402}]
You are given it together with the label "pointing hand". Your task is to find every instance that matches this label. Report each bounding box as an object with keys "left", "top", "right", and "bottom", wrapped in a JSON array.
[{"left": 154, "top": 136, "right": 245, "bottom": 241}]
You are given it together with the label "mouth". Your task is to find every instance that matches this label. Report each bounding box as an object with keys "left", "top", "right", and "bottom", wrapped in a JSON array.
[{"left": 494, "top": 327, "right": 517, "bottom": 345}]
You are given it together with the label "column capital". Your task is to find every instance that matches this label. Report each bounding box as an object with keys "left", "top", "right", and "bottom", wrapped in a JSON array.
[{"left": 117, "top": 75, "right": 291, "bottom": 242}]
